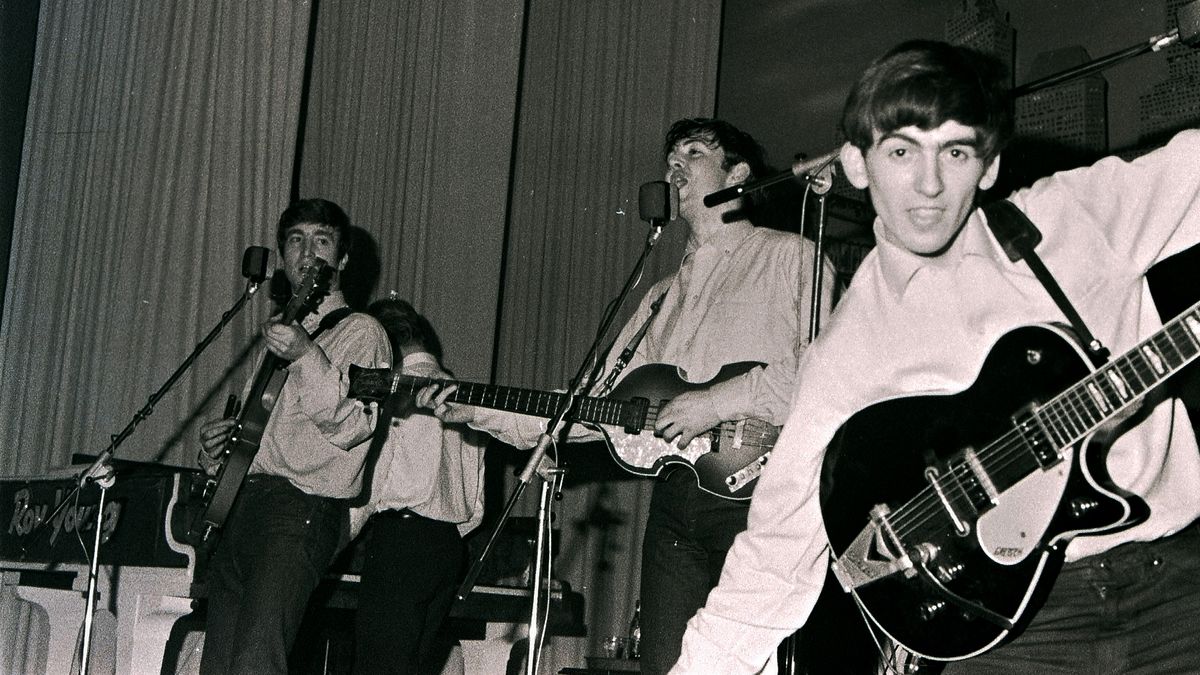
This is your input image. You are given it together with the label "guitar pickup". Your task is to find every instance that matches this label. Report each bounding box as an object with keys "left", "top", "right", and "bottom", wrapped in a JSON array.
[
  {"left": 620, "top": 397, "right": 650, "bottom": 434},
  {"left": 1012, "top": 403, "right": 1060, "bottom": 469},
  {"left": 947, "top": 446, "right": 999, "bottom": 513}
]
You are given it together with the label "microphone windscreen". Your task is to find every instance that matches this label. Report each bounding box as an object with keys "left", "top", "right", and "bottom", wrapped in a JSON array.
[
  {"left": 241, "top": 246, "right": 270, "bottom": 282},
  {"left": 638, "top": 181, "right": 675, "bottom": 223}
]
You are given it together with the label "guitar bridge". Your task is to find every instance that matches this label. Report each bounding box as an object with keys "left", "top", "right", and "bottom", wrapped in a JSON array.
[{"left": 831, "top": 504, "right": 918, "bottom": 591}]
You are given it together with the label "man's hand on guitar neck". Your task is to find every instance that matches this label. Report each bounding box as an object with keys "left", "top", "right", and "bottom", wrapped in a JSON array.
[
  {"left": 656, "top": 390, "right": 723, "bottom": 449},
  {"left": 415, "top": 382, "right": 476, "bottom": 424},
  {"left": 262, "top": 318, "right": 316, "bottom": 361}
]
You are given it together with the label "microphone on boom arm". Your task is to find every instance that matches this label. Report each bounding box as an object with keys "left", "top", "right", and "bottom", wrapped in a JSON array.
[{"left": 703, "top": 148, "right": 840, "bottom": 208}]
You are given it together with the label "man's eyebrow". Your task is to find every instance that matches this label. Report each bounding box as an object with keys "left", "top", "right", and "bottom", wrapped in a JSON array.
[
  {"left": 677, "top": 137, "right": 717, "bottom": 150},
  {"left": 284, "top": 224, "right": 335, "bottom": 235},
  {"left": 876, "top": 129, "right": 982, "bottom": 149}
]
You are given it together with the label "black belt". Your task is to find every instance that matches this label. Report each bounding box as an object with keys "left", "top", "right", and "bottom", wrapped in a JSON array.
[{"left": 376, "top": 508, "right": 437, "bottom": 523}]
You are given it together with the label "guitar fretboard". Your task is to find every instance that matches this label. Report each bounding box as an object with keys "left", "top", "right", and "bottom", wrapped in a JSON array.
[
  {"left": 891, "top": 301, "right": 1200, "bottom": 541},
  {"left": 1022, "top": 304, "right": 1200, "bottom": 464},
  {"left": 384, "top": 374, "right": 645, "bottom": 431}
]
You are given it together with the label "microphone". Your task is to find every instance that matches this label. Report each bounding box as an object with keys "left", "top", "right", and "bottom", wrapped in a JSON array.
[
  {"left": 639, "top": 180, "right": 678, "bottom": 225},
  {"left": 798, "top": 149, "right": 839, "bottom": 196},
  {"left": 241, "top": 246, "right": 270, "bottom": 283},
  {"left": 703, "top": 148, "right": 840, "bottom": 207}
]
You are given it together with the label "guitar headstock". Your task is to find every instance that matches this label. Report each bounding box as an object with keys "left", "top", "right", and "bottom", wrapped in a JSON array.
[
  {"left": 347, "top": 364, "right": 395, "bottom": 402},
  {"left": 282, "top": 257, "right": 332, "bottom": 323}
]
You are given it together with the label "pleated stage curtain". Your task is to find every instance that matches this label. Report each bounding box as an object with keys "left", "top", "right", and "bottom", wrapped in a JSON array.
[
  {"left": 297, "top": 0, "right": 525, "bottom": 383},
  {"left": 0, "top": 0, "right": 724, "bottom": 671},
  {"left": 491, "top": 0, "right": 723, "bottom": 668},
  {"left": 0, "top": 1, "right": 311, "bottom": 671}
]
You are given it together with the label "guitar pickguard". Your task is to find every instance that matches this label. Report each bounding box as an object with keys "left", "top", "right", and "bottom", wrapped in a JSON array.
[
  {"left": 601, "top": 425, "right": 712, "bottom": 471},
  {"left": 975, "top": 456, "right": 1070, "bottom": 565}
]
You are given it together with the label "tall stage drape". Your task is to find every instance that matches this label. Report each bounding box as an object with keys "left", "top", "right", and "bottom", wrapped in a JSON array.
[{"left": 0, "top": 0, "right": 722, "bottom": 671}]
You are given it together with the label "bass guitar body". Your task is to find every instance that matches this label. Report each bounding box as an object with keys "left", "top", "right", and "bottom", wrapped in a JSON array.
[{"left": 595, "top": 362, "right": 779, "bottom": 500}]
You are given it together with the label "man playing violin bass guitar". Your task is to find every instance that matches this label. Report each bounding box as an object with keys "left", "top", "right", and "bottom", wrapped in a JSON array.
[
  {"left": 196, "top": 198, "right": 391, "bottom": 675},
  {"left": 420, "top": 118, "right": 835, "bottom": 675},
  {"left": 671, "top": 41, "right": 1200, "bottom": 675}
]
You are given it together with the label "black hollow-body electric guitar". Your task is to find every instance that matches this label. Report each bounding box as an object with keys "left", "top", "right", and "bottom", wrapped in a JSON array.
[
  {"left": 348, "top": 361, "right": 780, "bottom": 500},
  {"left": 820, "top": 302, "right": 1200, "bottom": 662},
  {"left": 195, "top": 259, "right": 330, "bottom": 539}
]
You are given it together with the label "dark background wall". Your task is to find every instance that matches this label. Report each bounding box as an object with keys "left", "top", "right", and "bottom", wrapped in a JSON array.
[
  {"left": 718, "top": 0, "right": 1165, "bottom": 163},
  {"left": 0, "top": 0, "right": 40, "bottom": 331}
]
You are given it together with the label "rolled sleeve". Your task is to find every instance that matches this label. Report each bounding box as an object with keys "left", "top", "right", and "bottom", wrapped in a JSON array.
[{"left": 288, "top": 313, "right": 391, "bottom": 450}]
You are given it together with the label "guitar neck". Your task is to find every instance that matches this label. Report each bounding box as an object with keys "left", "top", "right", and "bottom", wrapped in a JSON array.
[
  {"left": 1045, "top": 302, "right": 1200, "bottom": 447},
  {"left": 388, "top": 374, "right": 642, "bottom": 430},
  {"left": 975, "top": 300, "right": 1200, "bottom": 493}
]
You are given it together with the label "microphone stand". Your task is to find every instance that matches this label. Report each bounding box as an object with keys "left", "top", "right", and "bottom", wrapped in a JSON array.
[
  {"left": 805, "top": 167, "right": 833, "bottom": 342},
  {"left": 454, "top": 220, "right": 668, "bottom": 675},
  {"left": 77, "top": 462, "right": 115, "bottom": 675},
  {"left": 775, "top": 165, "right": 834, "bottom": 675},
  {"left": 22, "top": 273, "right": 265, "bottom": 673},
  {"left": 1009, "top": 24, "right": 1191, "bottom": 99},
  {"left": 704, "top": 149, "right": 838, "bottom": 208}
]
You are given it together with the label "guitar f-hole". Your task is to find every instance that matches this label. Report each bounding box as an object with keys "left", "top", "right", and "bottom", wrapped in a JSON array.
[{"left": 924, "top": 466, "right": 970, "bottom": 537}]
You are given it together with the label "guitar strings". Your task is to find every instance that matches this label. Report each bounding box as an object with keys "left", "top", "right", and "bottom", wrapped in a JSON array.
[{"left": 884, "top": 324, "right": 1187, "bottom": 543}]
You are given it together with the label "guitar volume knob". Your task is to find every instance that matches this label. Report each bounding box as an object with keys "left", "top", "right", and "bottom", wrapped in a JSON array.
[{"left": 911, "top": 542, "right": 939, "bottom": 565}]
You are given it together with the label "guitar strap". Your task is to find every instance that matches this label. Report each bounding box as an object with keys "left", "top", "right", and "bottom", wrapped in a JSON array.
[
  {"left": 308, "top": 306, "right": 353, "bottom": 342},
  {"left": 982, "top": 199, "right": 1110, "bottom": 366},
  {"left": 599, "top": 289, "right": 669, "bottom": 393}
]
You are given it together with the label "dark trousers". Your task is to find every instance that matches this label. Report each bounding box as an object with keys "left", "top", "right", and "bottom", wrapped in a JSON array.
[
  {"left": 639, "top": 470, "right": 750, "bottom": 675},
  {"left": 199, "top": 475, "right": 347, "bottom": 675},
  {"left": 353, "top": 508, "right": 465, "bottom": 675},
  {"left": 939, "top": 519, "right": 1200, "bottom": 674}
]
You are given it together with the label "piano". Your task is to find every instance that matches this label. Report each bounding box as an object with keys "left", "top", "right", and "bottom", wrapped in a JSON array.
[
  {"left": 2, "top": 460, "right": 586, "bottom": 674},
  {"left": 1, "top": 459, "right": 203, "bottom": 675}
]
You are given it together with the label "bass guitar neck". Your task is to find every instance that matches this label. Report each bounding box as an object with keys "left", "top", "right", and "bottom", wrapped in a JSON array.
[{"left": 349, "top": 361, "right": 781, "bottom": 500}]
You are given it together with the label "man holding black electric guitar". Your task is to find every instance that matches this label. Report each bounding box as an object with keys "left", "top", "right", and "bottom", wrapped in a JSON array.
[
  {"left": 672, "top": 41, "right": 1200, "bottom": 674},
  {"left": 195, "top": 198, "right": 391, "bottom": 675},
  {"left": 418, "top": 117, "right": 835, "bottom": 675}
]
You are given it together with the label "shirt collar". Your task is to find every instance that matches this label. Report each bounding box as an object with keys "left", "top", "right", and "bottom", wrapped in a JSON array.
[
  {"left": 874, "top": 207, "right": 996, "bottom": 298},
  {"left": 685, "top": 219, "right": 754, "bottom": 257},
  {"left": 315, "top": 289, "right": 348, "bottom": 315},
  {"left": 402, "top": 351, "right": 438, "bottom": 370}
]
